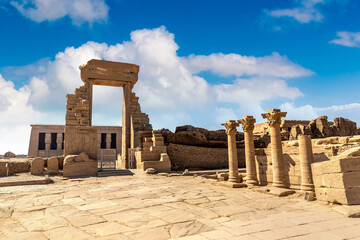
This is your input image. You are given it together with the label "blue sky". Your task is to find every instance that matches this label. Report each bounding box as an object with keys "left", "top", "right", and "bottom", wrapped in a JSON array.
[{"left": 1, "top": 0, "right": 360, "bottom": 153}]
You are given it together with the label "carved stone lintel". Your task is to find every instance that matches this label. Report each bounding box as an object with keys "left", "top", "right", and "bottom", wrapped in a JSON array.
[
  {"left": 221, "top": 120, "right": 240, "bottom": 135},
  {"left": 261, "top": 109, "right": 287, "bottom": 127},
  {"left": 238, "top": 116, "right": 256, "bottom": 132}
]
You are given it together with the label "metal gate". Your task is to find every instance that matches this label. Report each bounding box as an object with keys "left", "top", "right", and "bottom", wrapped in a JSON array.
[
  {"left": 128, "top": 147, "right": 140, "bottom": 169},
  {"left": 98, "top": 149, "right": 117, "bottom": 171}
]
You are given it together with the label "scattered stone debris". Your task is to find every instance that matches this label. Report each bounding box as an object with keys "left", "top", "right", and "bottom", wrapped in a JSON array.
[{"left": 145, "top": 168, "right": 157, "bottom": 174}]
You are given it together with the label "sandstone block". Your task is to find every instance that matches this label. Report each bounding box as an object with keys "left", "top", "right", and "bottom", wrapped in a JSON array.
[
  {"left": 31, "top": 157, "right": 44, "bottom": 175},
  {"left": 63, "top": 161, "right": 97, "bottom": 177},
  {"left": 312, "top": 157, "right": 360, "bottom": 175},
  {"left": 313, "top": 172, "right": 360, "bottom": 189},
  {"left": 75, "top": 152, "right": 90, "bottom": 162},
  {"left": 47, "top": 157, "right": 59, "bottom": 172},
  {"left": 315, "top": 187, "right": 360, "bottom": 205}
]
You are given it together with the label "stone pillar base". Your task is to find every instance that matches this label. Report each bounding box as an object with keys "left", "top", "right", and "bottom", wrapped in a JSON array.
[
  {"left": 246, "top": 179, "right": 258, "bottom": 186},
  {"left": 301, "top": 183, "right": 315, "bottom": 192},
  {"left": 272, "top": 182, "right": 287, "bottom": 188}
]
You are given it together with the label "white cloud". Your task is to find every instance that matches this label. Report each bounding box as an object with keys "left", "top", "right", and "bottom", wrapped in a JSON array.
[
  {"left": 214, "top": 108, "right": 238, "bottom": 125},
  {"left": 214, "top": 78, "right": 304, "bottom": 120},
  {"left": 279, "top": 102, "right": 318, "bottom": 120},
  {"left": 316, "top": 103, "right": 360, "bottom": 112},
  {"left": 0, "top": 74, "right": 44, "bottom": 154},
  {"left": 11, "top": 0, "right": 109, "bottom": 25},
  {"left": 268, "top": 0, "right": 325, "bottom": 23},
  {"left": 0, "top": 26, "right": 315, "bottom": 153},
  {"left": 184, "top": 52, "right": 313, "bottom": 78},
  {"left": 279, "top": 102, "right": 360, "bottom": 124},
  {"left": 330, "top": 31, "right": 360, "bottom": 48},
  {"left": 215, "top": 77, "right": 303, "bottom": 106}
]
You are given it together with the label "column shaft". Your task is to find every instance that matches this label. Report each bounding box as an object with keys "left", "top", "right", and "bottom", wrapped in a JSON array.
[
  {"left": 228, "top": 132, "right": 239, "bottom": 182},
  {"left": 244, "top": 131, "right": 258, "bottom": 185},
  {"left": 269, "top": 124, "right": 286, "bottom": 188},
  {"left": 121, "top": 83, "right": 131, "bottom": 169},
  {"left": 298, "top": 135, "right": 315, "bottom": 192}
]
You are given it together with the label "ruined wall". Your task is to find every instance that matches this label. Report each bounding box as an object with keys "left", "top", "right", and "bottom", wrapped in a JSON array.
[
  {"left": 167, "top": 144, "right": 245, "bottom": 171},
  {"left": 0, "top": 159, "right": 31, "bottom": 177},
  {"left": 130, "top": 92, "right": 152, "bottom": 148},
  {"left": 65, "top": 83, "right": 92, "bottom": 127},
  {"left": 256, "top": 136, "right": 360, "bottom": 187}
]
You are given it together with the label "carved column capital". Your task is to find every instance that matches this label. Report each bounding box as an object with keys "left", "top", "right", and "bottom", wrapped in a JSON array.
[
  {"left": 221, "top": 120, "right": 240, "bottom": 135},
  {"left": 238, "top": 116, "right": 256, "bottom": 132},
  {"left": 261, "top": 109, "right": 287, "bottom": 127}
]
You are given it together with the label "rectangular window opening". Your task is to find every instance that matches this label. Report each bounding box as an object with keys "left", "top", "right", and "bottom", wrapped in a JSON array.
[
  {"left": 111, "top": 133, "right": 116, "bottom": 149},
  {"left": 38, "top": 133, "right": 45, "bottom": 150},
  {"left": 50, "top": 133, "right": 57, "bottom": 150},
  {"left": 101, "top": 133, "right": 107, "bottom": 149}
]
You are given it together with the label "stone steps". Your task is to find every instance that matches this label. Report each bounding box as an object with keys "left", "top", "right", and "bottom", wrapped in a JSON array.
[{"left": 96, "top": 169, "right": 134, "bottom": 177}]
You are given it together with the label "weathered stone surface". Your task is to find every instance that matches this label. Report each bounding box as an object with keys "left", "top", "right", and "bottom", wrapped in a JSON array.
[
  {"left": 313, "top": 172, "right": 360, "bottom": 189},
  {"left": 63, "top": 152, "right": 97, "bottom": 177},
  {"left": 161, "top": 125, "right": 244, "bottom": 148},
  {"left": 169, "top": 221, "right": 213, "bottom": 239},
  {"left": 312, "top": 157, "right": 360, "bottom": 175},
  {"left": 315, "top": 187, "right": 360, "bottom": 205},
  {"left": 63, "top": 161, "right": 97, "bottom": 177},
  {"left": 31, "top": 157, "right": 44, "bottom": 175},
  {"left": 332, "top": 117, "right": 357, "bottom": 136},
  {"left": 2, "top": 170, "right": 360, "bottom": 239},
  {"left": 76, "top": 152, "right": 90, "bottom": 162},
  {"left": 64, "top": 126, "right": 97, "bottom": 160},
  {"left": 44, "top": 226, "right": 93, "bottom": 240},
  {"left": 47, "top": 157, "right": 59, "bottom": 172},
  {"left": 337, "top": 146, "right": 360, "bottom": 158},
  {"left": 64, "top": 152, "right": 91, "bottom": 164},
  {"left": 0, "top": 159, "right": 31, "bottom": 177},
  {"left": 80, "top": 59, "right": 139, "bottom": 85},
  {"left": 167, "top": 144, "right": 245, "bottom": 171},
  {"left": 308, "top": 116, "right": 333, "bottom": 139}
]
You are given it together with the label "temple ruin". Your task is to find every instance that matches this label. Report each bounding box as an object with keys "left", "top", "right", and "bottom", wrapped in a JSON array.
[{"left": 1, "top": 59, "right": 360, "bottom": 222}]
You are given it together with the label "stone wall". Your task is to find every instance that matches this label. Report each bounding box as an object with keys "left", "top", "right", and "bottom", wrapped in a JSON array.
[
  {"left": 0, "top": 158, "right": 31, "bottom": 177},
  {"left": 167, "top": 144, "right": 245, "bottom": 171},
  {"left": 312, "top": 157, "right": 360, "bottom": 205},
  {"left": 256, "top": 136, "right": 360, "bottom": 187},
  {"left": 256, "top": 143, "right": 332, "bottom": 187},
  {"left": 161, "top": 125, "right": 244, "bottom": 148}
]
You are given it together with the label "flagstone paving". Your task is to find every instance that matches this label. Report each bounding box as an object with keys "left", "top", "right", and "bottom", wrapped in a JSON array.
[{"left": 0, "top": 171, "right": 360, "bottom": 240}]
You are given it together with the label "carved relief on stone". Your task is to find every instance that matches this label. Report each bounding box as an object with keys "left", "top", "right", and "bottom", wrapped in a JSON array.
[
  {"left": 261, "top": 109, "right": 287, "bottom": 127},
  {"left": 238, "top": 116, "right": 256, "bottom": 132},
  {"left": 221, "top": 120, "right": 240, "bottom": 135}
]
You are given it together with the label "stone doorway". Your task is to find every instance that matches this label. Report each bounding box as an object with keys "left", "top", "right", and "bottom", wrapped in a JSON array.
[
  {"left": 63, "top": 59, "right": 152, "bottom": 170},
  {"left": 93, "top": 86, "right": 123, "bottom": 171}
]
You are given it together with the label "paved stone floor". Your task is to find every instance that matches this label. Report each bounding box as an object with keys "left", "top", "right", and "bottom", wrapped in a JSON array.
[{"left": 1, "top": 171, "right": 360, "bottom": 240}]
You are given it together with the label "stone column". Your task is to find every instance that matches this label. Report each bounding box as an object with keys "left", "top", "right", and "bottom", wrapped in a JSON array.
[
  {"left": 222, "top": 120, "right": 240, "bottom": 183},
  {"left": 238, "top": 116, "right": 258, "bottom": 186},
  {"left": 121, "top": 83, "right": 131, "bottom": 169},
  {"left": 298, "top": 135, "right": 315, "bottom": 192},
  {"left": 45, "top": 133, "right": 51, "bottom": 157},
  {"left": 261, "top": 109, "right": 287, "bottom": 188}
]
